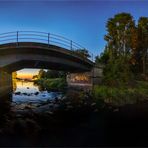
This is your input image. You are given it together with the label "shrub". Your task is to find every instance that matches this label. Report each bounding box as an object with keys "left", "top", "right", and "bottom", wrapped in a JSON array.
[
  {"left": 93, "top": 82, "right": 148, "bottom": 106},
  {"left": 34, "top": 78, "right": 67, "bottom": 91}
]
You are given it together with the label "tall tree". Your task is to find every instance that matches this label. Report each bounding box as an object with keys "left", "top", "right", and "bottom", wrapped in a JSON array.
[
  {"left": 95, "top": 46, "right": 109, "bottom": 65},
  {"left": 105, "top": 13, "right": 135, "bottom": 60},
  {"left": 102, "top": 13, "right": 136, "bottom": 85},
  {"left": 138, "top": 17, "right": 148, "bottom": 75}
]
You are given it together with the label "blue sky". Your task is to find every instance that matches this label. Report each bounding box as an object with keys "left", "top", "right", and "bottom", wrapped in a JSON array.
[{"left": 0, "top": 0, "right": 147, "bottom": 75}]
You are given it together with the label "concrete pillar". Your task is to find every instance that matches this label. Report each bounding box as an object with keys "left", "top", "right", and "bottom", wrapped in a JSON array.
[
  {"left": 91, "top": 65, "right": 104, "bottom": 85},
  {"left": 0, "top": 70, "right": 12, "bottom": 101}
]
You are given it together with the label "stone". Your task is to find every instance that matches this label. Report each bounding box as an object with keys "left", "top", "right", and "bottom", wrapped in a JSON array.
[
  {"left": 34, "top": 92, "right": 39, "bottom": 95},
  {"left": 91, "top": 102, "right": 96, "bottom": 106},
  {"left": 15, "top": 92, "right": 21, "bottom": 95},
  {"left": 113, "top": 108, "right": 119, "bottom": 112},
  {"left": 67, "top": 105, "right": 73, "bottom": 109}
]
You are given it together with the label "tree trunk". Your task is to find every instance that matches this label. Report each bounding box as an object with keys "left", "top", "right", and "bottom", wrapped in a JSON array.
[{"left": 142, "top": 54, "right": 146, "bottom": 75}]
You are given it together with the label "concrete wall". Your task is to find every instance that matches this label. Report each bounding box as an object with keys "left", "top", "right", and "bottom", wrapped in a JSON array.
[
  {"left": 67, "top": 64, "right": 104, "bottom": 89},
  {"left": 0, "top": 70, "right": 12, "bottom": 100},
  {"left": 91, "top": 65, "right": 104, "bottom": 85}
]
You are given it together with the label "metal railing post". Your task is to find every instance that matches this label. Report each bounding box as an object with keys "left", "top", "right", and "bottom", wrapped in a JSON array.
[
  {"left": 16, "top": 31, "right": 18, "bottom": 45},
  {"left": 0, "top": 31, "right": 94, "bottom": 62},
  {"left": 16, "top": 31, "right": 19, "bottom": 46},
  {"left": 70, "top": 40, "right": 72, "bottom": 50},
  {"left": 48, "top": 33, "right": 50, "bottom": 47}
]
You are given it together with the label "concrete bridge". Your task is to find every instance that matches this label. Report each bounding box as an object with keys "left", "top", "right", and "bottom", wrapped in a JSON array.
[{"left": 0, "top": 31, "right": 97, "bottom": 99}]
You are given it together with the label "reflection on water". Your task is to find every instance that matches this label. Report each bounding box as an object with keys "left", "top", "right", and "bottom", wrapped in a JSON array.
[{"left": 12, "top": 81, "right": 63, "bottom": 104}]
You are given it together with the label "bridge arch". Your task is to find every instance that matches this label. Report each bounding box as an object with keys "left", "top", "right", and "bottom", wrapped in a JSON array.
[
  {"left": 0, "top": 31, "right": 94, "bottom": 98},
  {"left": 0, "top": 31, "right": 94, "bottom": 72}
]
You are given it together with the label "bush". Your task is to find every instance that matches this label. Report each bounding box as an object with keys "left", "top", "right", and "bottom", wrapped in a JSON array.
[
  {"left": 34, "top": 78, "right": 67, "bottom": 91},
  {"left": 93, "top": 83, "right": 148, "bottom": 106},
  {"left": 103, "top": 57, "right": 134, "bottom": 87}
]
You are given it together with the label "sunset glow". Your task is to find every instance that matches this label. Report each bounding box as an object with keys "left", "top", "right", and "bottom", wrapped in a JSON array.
[{"left": 17, "top": 69, "right": 39, "bottom": 79}]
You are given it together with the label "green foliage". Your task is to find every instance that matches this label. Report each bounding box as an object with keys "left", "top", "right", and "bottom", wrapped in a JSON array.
[
  {"left": 38, "top": 69, "right": 46, "bottom": 79},
  {"left": 102, "top": 57, "right": 134, "bottom": 86},
  {"left": 35, "top": 69, "right": 66, "bottom": 79},
  {"left": 45, "top": 70, "right": 60, "bottom": 78},
  {"left": 97, "top": 13, "right": 148, "bottom": 86},
  {"left": 94, "top": 13, "right": 148, "bottom": 107},
  {"left": 101, "top": 13, "right": 148, "bottom": 80},
  {"left": 65, "top": 90, "right": 86, "bottom": 106},
  {"left": 12, "top": 72, "right": 17, "bottom": 79},
  {"left": 34, "top": 69, "right": 67, "bottom": 91},
  {"left": 74, "top": 49, "right": 90, "bottom": 58},
  {"left": 93, "top": 83, "right": 148, "bottom": 106},
  {"left": 104, "top": 13, "right": 135, "bottom": 59},
  {"left": 95, "top": 47, "right": 109, "bottom": 65},
  {"left": 35, "top": 78, "right": 67, "bottom": 91}
]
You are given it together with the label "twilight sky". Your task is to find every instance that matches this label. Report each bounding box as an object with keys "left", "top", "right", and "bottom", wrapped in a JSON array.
[{"left": 0, "top": 0, "right": 147, "bottom": 77}]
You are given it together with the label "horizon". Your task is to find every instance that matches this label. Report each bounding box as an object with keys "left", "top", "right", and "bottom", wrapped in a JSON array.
[{"left": 17, "top": 69, "right": 39, "bottom": 79}]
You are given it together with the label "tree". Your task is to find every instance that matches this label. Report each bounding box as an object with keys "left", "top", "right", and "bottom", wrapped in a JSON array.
[
  {"left": 38, "top": 69, "right": 46, "bottom": 79},
  {"left": 45, "top": 69, "right": 59, "bottom": 78},
  {"left": 95, "top": 46, "right": 110, "bottom": 65},
  {"left": 37, "top": 69, "right": 66, "bottom": 79},
  {"left": 137, "top": 17, "right": 148, "bottom": 75},
  {"left": 102, "top": 13, "right": 136, "bottom": 85},
  {"left": 12, "top": 72, "right": 17, "bottom": 79},
  {"left": 96, "top": 13, "right": 147, "bottom": 83},
  {"left": 105, "top": 13, "right": 135, "bottom": 60},
  {"left": 32, "top": 75, "right": 38, "bottom": 80},
  {"left": 74, "top": 49, "right": 91, "bottom": 58}
]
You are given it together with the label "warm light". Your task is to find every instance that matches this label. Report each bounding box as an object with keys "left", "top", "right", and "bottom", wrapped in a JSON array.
[{"left": 16, "top": 69, "right": 39, "bottom": 80}]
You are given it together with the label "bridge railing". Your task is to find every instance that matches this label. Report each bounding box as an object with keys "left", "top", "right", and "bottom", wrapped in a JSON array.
[{"left": 0, "top": 31, "right": 94, "bottom": 62}]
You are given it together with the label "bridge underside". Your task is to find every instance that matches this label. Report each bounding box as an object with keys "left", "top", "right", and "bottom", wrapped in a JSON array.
[
  {"left": 2, "top": 60, "right": 89, "bottom": 73},
  {"left": 0, "top": 42, "right": 93, "bottom": 73}
]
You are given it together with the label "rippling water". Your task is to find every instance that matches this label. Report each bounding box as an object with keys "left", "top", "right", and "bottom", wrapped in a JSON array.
[{"left": 12, "top": 81, "right": 63, "bottom": 104}]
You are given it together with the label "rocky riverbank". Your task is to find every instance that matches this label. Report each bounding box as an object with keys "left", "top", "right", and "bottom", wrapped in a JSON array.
[{"left": 1, "top": 90, "right": 148, "bottom": 146}]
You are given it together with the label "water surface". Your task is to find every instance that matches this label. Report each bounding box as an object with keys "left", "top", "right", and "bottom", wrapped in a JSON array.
[{"left": 12, "top": 81, "right": 63, "bottom": 105}]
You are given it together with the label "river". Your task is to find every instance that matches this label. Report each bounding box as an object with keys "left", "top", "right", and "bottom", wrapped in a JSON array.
[{"left": 12, "top": 81, "right": 63, "bottom": 111}]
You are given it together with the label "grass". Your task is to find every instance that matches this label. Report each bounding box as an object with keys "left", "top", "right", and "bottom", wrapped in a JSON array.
[{"left": 93, "top": 81, "right": 148, "bottom": 106}]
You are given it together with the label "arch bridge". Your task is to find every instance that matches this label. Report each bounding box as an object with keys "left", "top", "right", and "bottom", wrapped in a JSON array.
[{"left": 0, "top": 31, "right": 95, "bottom": 98}]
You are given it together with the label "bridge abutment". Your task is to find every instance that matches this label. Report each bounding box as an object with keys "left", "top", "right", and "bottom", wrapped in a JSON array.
[
  {"left": 67, "top": 65, "right": 103, "bottom": 90},
  {"left": 0, "top": 70, "right": 12, "bottom": 101}
]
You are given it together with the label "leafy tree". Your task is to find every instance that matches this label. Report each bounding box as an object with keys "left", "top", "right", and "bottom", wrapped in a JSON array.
[
  {"left": 45, "top": 69, "right": 60, "bottom": 78},
  {"left": 12, "top": 72, "right": 17, "bottom": 79},
  {"left": 37, "top": 69, "right": 66, "bottom": 79},
  {"left": 103, "top": 57, "right": 134, "bottom": 86},
  {"left": 101, "top": 13, "right": 136, "bottom": 85},
  {"left": 137, "top": 17, "right": 148, "bottom": 75},
  {"left": 74, "top": 49, "right": 91, "bottom": 58},
  {"left": 105, "top": 13, "right": 135, "bottom": 59},
  {"left": 95, "top": 46, "right": 110, "bottom": 65},
  {"left": 38, "top": 69, "right": 46, "bottom": 79},
  {"left": 32, "top": 75, "right": 38, "bottom": 80}
]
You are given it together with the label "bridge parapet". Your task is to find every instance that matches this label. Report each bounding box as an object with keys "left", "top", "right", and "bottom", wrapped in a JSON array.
[{"left": 0, "top": 31, "right": 94, "bottom": 62}]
